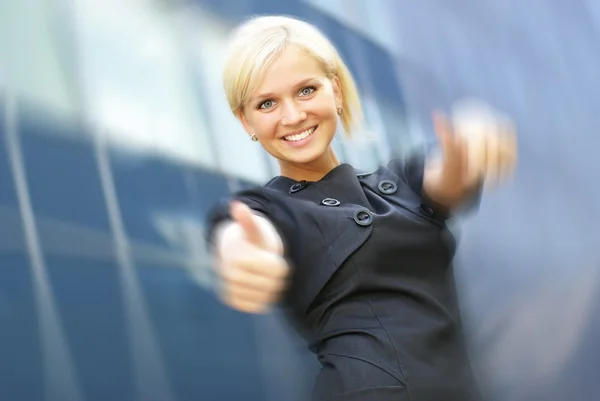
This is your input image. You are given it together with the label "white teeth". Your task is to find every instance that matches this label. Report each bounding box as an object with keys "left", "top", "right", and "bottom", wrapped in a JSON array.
[{"left": 284, "top": 126, "right": 316, "bottom": 142}]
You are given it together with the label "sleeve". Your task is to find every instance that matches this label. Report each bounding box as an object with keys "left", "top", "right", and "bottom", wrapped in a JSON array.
[
  {"left": 387, "top": 149, "right": 483, "bottom": 220},
  {"left": 203, "top": 187, "right": 276, "bottom": 250},
  {"left": 387, "top": 150, "right": 428, "bottom": 197}
]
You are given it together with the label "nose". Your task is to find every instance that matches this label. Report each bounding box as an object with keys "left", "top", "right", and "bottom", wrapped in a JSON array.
[{"left": 280, "top": 100, "right": 307, "bottom": 126}]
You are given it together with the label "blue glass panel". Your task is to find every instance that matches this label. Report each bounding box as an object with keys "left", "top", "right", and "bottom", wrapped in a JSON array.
[
  {"left": 111, "top": 155, "right": 229, "bottom": 248},
  {"left": 196, "top": 0, "right": 255, "bottom": 24},
  {"left": 18, "top": 103, "right": 110, "bottom": 232},
  {"left": 45, "top": 256, "right": 133, "bottom": 401},
  {"left": 137, "top": 265, "right": 266, "bottom": 400},
  {"left": 0, "top": 93, "right": 18, "bottom": 208},
  {"left": 0, "top": 254, "right": 43, "bottom": 401},
  {"left": 252, "top": 0, "right": 303, "bottom": 17}
]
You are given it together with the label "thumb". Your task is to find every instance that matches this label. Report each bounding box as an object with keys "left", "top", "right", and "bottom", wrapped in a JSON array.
[
  {"left": 230, "top": 201, "right": 263, "bottom": 247},
  {"left": 432, "top": 111, "right": 455, "bottom": 155}
]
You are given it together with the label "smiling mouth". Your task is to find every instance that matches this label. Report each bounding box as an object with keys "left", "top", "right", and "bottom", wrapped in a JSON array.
[{"left": 282, "top": 125, "right": 318, "bottom": 142}]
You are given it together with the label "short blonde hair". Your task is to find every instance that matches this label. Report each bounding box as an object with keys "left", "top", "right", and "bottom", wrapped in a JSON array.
[{"left": 222, "top": 15, "right": 363, "bottom": 135}]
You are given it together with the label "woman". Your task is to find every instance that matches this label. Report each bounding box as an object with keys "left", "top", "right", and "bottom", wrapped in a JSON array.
[{"left": 207, "top": 15, "right": 517, "bottom": 401}]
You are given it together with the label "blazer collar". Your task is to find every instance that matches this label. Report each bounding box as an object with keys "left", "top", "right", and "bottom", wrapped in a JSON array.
[{"left": 265, "top": 164, "right": 371, "bottom": 206}]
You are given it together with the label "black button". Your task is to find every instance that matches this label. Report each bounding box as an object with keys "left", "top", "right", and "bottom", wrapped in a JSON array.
[
  {"left": 289, "top": 181, "right": 307, "bottom": 193},
  {"left": 420, "top": 203, "right": 435, "bottom": 217},
  {"left": 321, "top": 198, "right": 340, "bottom": 206},
  {"left": 353, "top": 209, "right": 373, "bottom": 227},
  {"left": 378, "top": 180, "right": 397, "bottom": 195}
]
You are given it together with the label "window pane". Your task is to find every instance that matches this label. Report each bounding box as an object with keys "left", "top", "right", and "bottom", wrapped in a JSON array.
[
  {"left": 0, "top": 1, "right": 75, "bottom": 114},
  {"left": 303, "top": 0, "right": 394, "bottom": 50},
  {"left": 71, "top": 0, "right": 216, "bottom": 167}
]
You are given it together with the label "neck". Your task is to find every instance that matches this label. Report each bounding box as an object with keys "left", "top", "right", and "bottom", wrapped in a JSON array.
[{"left": 278, "top": 147, "right": 341, "bottom": 182}]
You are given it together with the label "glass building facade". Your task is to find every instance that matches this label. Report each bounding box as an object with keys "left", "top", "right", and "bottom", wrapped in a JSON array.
[{"left": 0, "top": 1, "right": 421, "bottom": 400}]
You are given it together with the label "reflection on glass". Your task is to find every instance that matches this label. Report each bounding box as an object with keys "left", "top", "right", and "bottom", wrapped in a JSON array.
[
  {"left": 0, "top": 0, "right": 75, "bottom": 114},
  {"left": 71, "top": 0, "right": 215, "bottom": 167}
]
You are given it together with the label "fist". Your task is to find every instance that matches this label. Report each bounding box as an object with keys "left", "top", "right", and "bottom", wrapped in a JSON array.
[
  {"left": 434, "top": 100, "right": 518, "bottom": 191},
  {"left": 214, "top": 201, "right": 289, "bottom": 314},
  {"left": 454, "top": 100, "right": 518, "bottom": 187}
]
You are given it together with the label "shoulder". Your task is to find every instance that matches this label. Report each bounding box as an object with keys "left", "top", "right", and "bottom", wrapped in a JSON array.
[
  {"left": 204, "top": 181, "right": 299, "bottom": 246},
  {"left": 204, "top": 185, "right": 267, "bottom": 237},
  {"left": 386, "top": 151, "right": 427, "bottom": 187},
  {"left": 352, "top": 151, "right": 428, "bottom": 197},
  {"left": 384, "top": 150, "right": 482, "bottom": 219}
]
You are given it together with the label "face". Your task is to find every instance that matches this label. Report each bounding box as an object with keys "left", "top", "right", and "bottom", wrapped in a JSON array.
[{"left": 239, "top": 45, "right": 342, "bottom": 174}]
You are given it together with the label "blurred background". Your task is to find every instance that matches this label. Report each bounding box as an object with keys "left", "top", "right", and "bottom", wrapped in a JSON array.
[{"left": 0, "top": 0, "right": 599, "bottom": 400}]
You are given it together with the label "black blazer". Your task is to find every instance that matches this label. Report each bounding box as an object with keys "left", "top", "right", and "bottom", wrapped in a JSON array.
[{"left": 207, "top": 154, "right": 482, "bottom": 401}]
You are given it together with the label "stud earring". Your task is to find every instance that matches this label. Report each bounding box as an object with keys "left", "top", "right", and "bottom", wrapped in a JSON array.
[
  {"left": 250, "top": 134, "right": 258, "bottom": 142},
  {"left": 337, "top": 106, "right": 343, "bottom": 115}
]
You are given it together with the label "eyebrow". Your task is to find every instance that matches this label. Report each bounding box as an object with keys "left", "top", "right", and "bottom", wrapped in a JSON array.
[{"left": 252, "top": 77, "right": 319, "bottom": 103}]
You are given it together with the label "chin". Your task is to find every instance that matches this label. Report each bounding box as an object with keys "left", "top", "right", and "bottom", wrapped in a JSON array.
[
  {"left": 284, "top": 147, "right": 329, "bottom": 165},
  {"left": 271, "top": 135, "right": 335, "bottom": 167}
]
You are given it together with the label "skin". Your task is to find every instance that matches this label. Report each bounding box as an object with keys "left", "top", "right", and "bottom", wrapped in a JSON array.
[
  {"left": 239, "top": 45, "right": 343, "bottom": 182},
  {"left": 217, "top": 44, "right": 518, "bottom": 313}
]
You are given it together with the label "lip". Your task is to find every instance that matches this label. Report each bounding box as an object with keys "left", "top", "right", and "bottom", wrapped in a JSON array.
[
  {"left": 280, "top": 125, "right": 317, "bottom": 138},
  {"left": 281, "top": 125, "right": 318, "bottom": 148}
]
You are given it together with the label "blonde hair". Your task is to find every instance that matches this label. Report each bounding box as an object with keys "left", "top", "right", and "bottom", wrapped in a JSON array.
[{"left": 222, "top": 15, "right": 363, "bottom": 135}]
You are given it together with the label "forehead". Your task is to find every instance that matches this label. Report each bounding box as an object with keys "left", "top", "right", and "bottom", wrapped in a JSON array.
[{"left": 254, "top": 46, "right": 325, "bottom": 94}]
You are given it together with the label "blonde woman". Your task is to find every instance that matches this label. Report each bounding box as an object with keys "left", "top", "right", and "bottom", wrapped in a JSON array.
[{"left": 207, "top": 15, "right": 516, "bottom": 401}]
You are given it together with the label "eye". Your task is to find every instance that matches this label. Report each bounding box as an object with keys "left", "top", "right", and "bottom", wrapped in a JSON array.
[
  {"left": 298, "top": 86, "right": 316, "bottom": 96},
  {"left": 258, "top": 99, "right": 276, "bottom": 110}
]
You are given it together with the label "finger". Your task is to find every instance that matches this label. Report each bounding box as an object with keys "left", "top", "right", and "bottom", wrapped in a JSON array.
[
  {"left": 433, "top": 111, "right": 457, "bottom": 157},
  {"left": 492, "top": 123, "right": 517, "bottom": 182},
  {"left": 220, "top": 281, "right": 281, "bottom": 313},
  {"left": 228, "top": 249, "right": 289, "bottom": 279},
  {"left": 459, "top": 136, "right": 470, "bottom": 185},
  {"left": 484, "top": 130, "right": 500, "bottom": 185},
  {"left": 434, "top": 111, "right": 469, "bottom": 181},
  {"left": 220, "top": 261, "right": 287, "bottom": 293},
  {"left": 503, "top": 122, "right": 518, "bottom": 163},
  {"left": 230, "top": 201, "right": 263, "bottom": 246},
  {"left": 222, "top": 295, "right": 270, "bottom": 314},
  {"left": 227, "top": 280, "right": 283, "bottom": 305},
  {"left": 466, "top": 141, "right": 488, "bottom": 189}
]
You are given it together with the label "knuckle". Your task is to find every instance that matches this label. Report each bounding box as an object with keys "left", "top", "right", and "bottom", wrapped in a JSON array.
[
  {"left": 230, "top": 254, "right": 262, "bottom": 273},
  {"left": 227, "top": 298, "right": 263, "bottom": 314},
  {"left": 272, "top": 258, "right": 290, "bottom": 277},
  {"left": 262, "top": 279, "right": 284, "bottom": 298},
  {"left": 223, "top": 288, "right": 263, "bottom": 311},
  {"left": 221, "top": 267, "right": 243, "bottom": 285}
]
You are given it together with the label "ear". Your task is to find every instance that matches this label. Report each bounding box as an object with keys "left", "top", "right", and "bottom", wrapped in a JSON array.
[
  {"left": 331, "top": 75, "right": 343, "bottom": 107},
  {"left": 238, "top": 110, "right": 255, "bottom": 138}
]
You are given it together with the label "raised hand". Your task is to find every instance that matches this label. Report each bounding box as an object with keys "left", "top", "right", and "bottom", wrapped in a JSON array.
[
  {"left": 424, "top": 105, "right": 518, "bottom": 207},
  {"left": 214, "top": 201, "right": 289, "bottom": 314}
]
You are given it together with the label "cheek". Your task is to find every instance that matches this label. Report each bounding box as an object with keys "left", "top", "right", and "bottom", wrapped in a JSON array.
[
  {"left": 321, "top": 106, "right": 339, "bottom": 127},
  {"left": 251, "top": 113, "right": 280, "bottom": 137},
  {"left": 311, "top": 99, "right": 337, "bottom": 120}
]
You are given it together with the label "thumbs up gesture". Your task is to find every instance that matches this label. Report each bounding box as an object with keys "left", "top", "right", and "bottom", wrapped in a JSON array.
[
  {"left": 213, "top": 201, "right": 289, "bottom": 314},
  {"left": 424, "top": 101, "right": 518, "bottom": 208}
]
